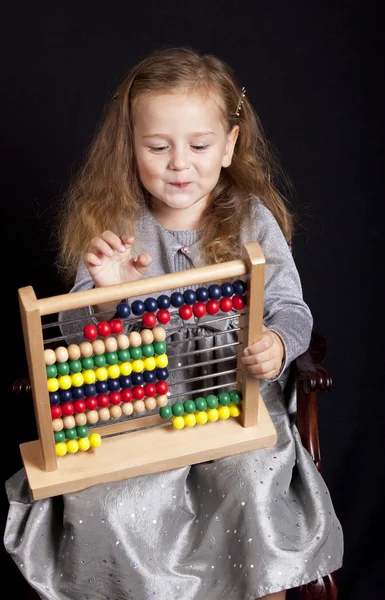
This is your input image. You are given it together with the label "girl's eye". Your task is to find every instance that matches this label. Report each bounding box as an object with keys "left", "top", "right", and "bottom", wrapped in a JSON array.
[
  {"left": 191, "top": 145, "right": 209, "bottom": 151},
  {"left": 150, "top": 146, "right": 169, "bottom": 152}
]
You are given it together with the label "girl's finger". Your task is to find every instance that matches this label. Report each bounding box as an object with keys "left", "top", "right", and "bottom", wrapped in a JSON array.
[
  {"left": 100, "top": 230, "right": 127, "bottom": 253},
  {"left": 134, "top": 253, "right": 152, "bottom": 274},
  {"left": 246, "top": 358, "right": 278, "bottom": 377},
  {"left": 83, "top": 252, "right": 102, "bottom": 267}
]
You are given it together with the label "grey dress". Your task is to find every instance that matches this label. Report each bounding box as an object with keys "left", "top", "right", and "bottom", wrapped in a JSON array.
[{"left": 4, "top": 199, "right": 343, "bottom": 599}]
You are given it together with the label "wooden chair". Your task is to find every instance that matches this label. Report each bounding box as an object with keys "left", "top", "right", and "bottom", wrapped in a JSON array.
[{"left": 11, "top": 329, "right": 339, "bottom": 600}]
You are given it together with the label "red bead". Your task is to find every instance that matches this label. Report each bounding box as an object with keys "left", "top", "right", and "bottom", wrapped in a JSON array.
[
  {"left": 83, "top": 323, "right": 98, "bottom": 340},
  {"left": 97, "top": 394, "right": 110, "bottom": 408},
  {"left": 142, "top": 312, "right": 157, "bottom": 328},
  {"left": 121, "top": 389, "right": 133, "bottom": 403},
  {"left": 97, "top": 321, "right": 111, "bottom": 337},
  {"left": 109, "top": 318, "right": 123, "bottom": 334},
  {"left": 232, "top": 295, "right": 246, "bottom": 310},
  {"left": 73, "top": 399, "right": 86, "bottom": 413},
  {"left": 86, "top": 397, "right": 98, "bottom": 410},
  {"left": 219, "top": 297, "right": 233, "bottom": 312},
  {"left": 51, "top": 405, "right": 62, "bottom": 419},
  {"left": 109, "top": 391, "right": 121, "bottom": 405},
  {"left": 157, "top": 309, "right": 170, "bottom": 324},
  {"left": 144, "top": 383, "right": 157, "bottom": 397},
  {"left": 193, "top": 302, "right": 206, "bottom": 318},
  {"left": 156, "top": 381, "right": 168, "bottom": 394},
  {"left": 179, "top": 304, "right": 193, "bottom": 320},
  {"left": 61, "top": 402, "right": 74, "bottom": 416},
  {"left": 132, "top": 386, "right": 145, "bottom": 400},
  {"left": 206, "top": 300, "right": 219, "bottom": 315}
]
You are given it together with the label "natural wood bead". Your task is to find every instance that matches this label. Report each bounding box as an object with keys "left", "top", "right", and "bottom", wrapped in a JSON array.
[
  {"left": 86, "top": 409, "right": 99, "bottom": 424},
  {"left": 144, "top": 397, "right": 156, "bottom": 411},
  {"left": 152, "top": 326, "right": 166, "bottom": 342},
  {"left": 140, "top": 329, "right": 154, "bottom": 344},
  {"left": 67, "top": 344, "right": 81, "bottom": 360},
  {"left": 98, "top": 407, "right": 110, "bottom": 422},
  {"left": 62, "top": 415, "right": 75, "bottom": 429},
  {"left": 156, "top": 394, "right": 168, "bottom": 407},
  {"left": 129, "top": 331, "right": 142, "bottom": 347},
  {"left": 55, "top": 346, "right": 69, "bottom": 363},
  {"left": 133, "top": 400, "right": 145, "bottom": 413},
  {"left": 104, "top": 336, "right": 118, "bottom": 352},
  {"left": 79, "top": 341, "right": 93, "bottom": 358},
  {"left": 121, "top": 402, "right": 133, "bottom": 416},
  {"left": 109, "top": 405, "right": 122, "bottom": 419},
  {"left": 116, "top": 334, "right": 129, "bottom": 349},
  {"left": 52, "top": 418, "right": 63, "bottom": 432},
  {"left": 74, "top": 413, "right": 87, "bottom": 426},
  {"left": 44, "top": 349, "right": 56, "bottom": 366},
  {"left": 92, "top": 339, "right": 105, "bottom": 355}
]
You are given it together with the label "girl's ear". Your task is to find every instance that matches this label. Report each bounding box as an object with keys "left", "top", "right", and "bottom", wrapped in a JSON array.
[{"left": 222, "top": 125, "right": 239, "bottom": 168}]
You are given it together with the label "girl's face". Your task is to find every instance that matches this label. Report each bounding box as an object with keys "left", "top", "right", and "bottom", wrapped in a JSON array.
[{"left": 133, "top": 91, "right": 238, "bottom": 229}]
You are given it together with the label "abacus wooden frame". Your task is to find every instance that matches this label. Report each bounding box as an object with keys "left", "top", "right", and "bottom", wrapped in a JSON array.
[{"left": 18, "top": 241, "right": 277, "bottom": 500}]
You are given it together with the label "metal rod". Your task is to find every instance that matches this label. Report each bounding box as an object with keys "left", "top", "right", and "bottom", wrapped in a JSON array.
[{"left": 168, "top": 354, "right": 237, "bottom": 373}]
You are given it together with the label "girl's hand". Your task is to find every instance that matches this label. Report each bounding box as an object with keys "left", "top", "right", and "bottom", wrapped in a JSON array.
[
  {"left": 83, "top": 232, "right": 152, "bottom": 288},
  {"left": 241, "top": 326, "right": 285, "bottom": 380}
]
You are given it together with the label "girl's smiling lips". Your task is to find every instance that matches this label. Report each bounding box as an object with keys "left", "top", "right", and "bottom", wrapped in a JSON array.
[{"left": 169, "top": 182, "right": 192, "bottom": 188}]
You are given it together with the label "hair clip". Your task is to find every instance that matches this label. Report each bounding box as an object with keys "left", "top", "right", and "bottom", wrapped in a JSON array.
[{"left": 235, "top": 87, "right": 246, "bottom": 117}]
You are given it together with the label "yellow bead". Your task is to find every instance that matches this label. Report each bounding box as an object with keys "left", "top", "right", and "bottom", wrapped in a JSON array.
[
  {"left": 95, "top": 367, "right": 108, "bottom": 381},
  {"left": 58, "top": 375, "right": 72, "bottom": 390},
  {"left": 119, "top": 361, "right": 132, "bottom": 376},
  {"left": 218, "top": 406, "right": 231, "bottom": 420},
  {"left": 184, "top": 413, "right": 196, "bottom": 427},
  {"left": 229, "top": 404, "right": 241, "bottom": 417},
  {"left": 55, "top": 442, "right": 67, "bottom": 456},
  {"left": 155, "top": 354, "right": 168, "bottom": 368},
  {"left": 78, "top": 437, "right": 91, "bottom": 452},
  {"left": 172, "top": 416, "right": 185, "bottom": 430},
  {"left": 196, "top": 411, "right": 208, "bottom": 425},
  {"left": 132, "top": 359, "right": 144, "bottom": 373},
  {"left": 83, "top": 369, "right": 96, "bottom": 384},
  {"left": 71, "top": 372, "right": 84, "bottom": 387},
  {"left": 47, "top": 377, "right": 59, "bottom": 392},
  {"left": 143, "top": 357, "right": 156, "bottom": 371},
  {"left": 89, "top": 433, "right": 102, "bottom": 448},
  {"left": 107, "top": 364, "right": 120, "bottom": 379},
  {"left": 207, "top": 408, "right": 219, "bottom": 422},
  {"left": 66, "top": 439, "right": 79, "bottom": 454}
]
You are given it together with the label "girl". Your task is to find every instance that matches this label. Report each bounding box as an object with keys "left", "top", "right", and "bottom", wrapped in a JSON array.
[{"left": 4, "top": 47, "right": 343, "bottom": 600}]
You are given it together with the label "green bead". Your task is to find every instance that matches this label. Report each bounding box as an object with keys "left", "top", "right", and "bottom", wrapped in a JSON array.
[
  {"left": 230, "top": 390, "right": 242, "bottom": 404},
  {"left": 46, "top": 364, "right": 58, "bottom": 378},
  {"left": 65, "top": 428, "right": 77, "bottom": 440},
  {"left": 218, "top": 392, "right": 231, "bottom": 406},
  {"left": 76, "top": 425, "right": 89, "bottom": 438},
  {"left": 57, "top": 361, "right": 70, "bottom": 376},
  {"left": 129, "top": 347, "right": 143, "bottom": 360},
  {"left": 94, "top": 354, "right": 107, "bottom": 367},
  {"left": 68, "top": 360, "right": 82, "bottom": 374},
  {"left": 206, "top": 394, "right": 218, "bottom": 409},
  {"left": 184, "top": 400, "right": 196, "bottom": 414},
  {"left": 54, "top": 430, "right": 65, "bottom": 443},
  {"left": 105, "top": 352, "right": 118, "bottom": 365},
  {"left": 159, "top": 405, "right": 172, "bottom": 419},
  {"left": 141, "top": 344, "right": 155, "bottom": 358},
  {"left": 81, "top": 357, "right": 94, "bottom": 369},
  {"left": 117, "top": 349, "right": 130, "bottom": 362},
  {"left": 153, "top": 341, "right": 166, "bottom": 355},
  {"left": 195, "top": 397, "right": 207, "bottom": 411},
  {"left": 172, "top": 402, "right": 184, "bottom": 416}
]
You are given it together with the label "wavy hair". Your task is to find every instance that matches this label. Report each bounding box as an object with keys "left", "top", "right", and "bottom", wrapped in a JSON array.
[{"left": 56, "top": 46, "right": 294, "bottom": 284}]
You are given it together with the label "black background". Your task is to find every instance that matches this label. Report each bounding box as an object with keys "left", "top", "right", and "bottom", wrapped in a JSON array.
[{"left": 1, "top": 2, "right": 384, "bottom": 598}]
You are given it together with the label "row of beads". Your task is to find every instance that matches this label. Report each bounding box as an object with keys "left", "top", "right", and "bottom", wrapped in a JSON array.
[
  {"left": 116, "top": 279, "right": 248, "bottom": 319},
  {"left": 160, "top": 390, "right": 242, "bottom": 419},
  {"left": 171, "top": 404, "right": 241, "bottom": 429},
  {"left": 55, "top": 432, "right": 102, "bottom": 456},
  {"left": 45, "top": 328, "right": 166, "bottom": 366},
  {"left": 49, "top": 379, "right": 169, "bottom": 406}
]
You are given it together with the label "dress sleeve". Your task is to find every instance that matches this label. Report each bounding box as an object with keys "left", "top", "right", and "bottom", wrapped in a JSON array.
[{"left": 250, "top": 201, "right": 313, "bottom": 376}]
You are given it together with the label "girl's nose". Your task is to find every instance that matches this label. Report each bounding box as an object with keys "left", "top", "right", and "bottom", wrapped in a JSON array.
[{"left": 169, "top": 147, "right": 190, "bottom": 170}]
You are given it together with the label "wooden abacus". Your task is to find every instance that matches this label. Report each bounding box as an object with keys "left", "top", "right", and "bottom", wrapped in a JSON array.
[{"left": 18, "top": 242, "right": 276, "bottom": 500}]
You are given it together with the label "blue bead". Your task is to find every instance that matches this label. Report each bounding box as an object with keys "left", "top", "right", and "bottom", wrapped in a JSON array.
[
  {"left": 143, "top": 370, "right": 156, "bottom": 383},
  {"left": 131, "top": 372, "right": 144, "bottom": 386},
  {"left": 96, "top": 380, "right": 109, "bottom": 394},
  {"left": 108, "top": 378, "right": 120, "bottom": 391},
  {"left": 196, "top": 287, "right": 209, "bottom": 302},
  {"left": 145, "top": 297, "right": 158, "bottom": 313},
  {"left": 156, "top": 367, "right": 169, "bottom": 381},
  {"left": 221, "top": 282, "right": 234, "bottom": 297},
  {"left": 170, "top": 292, "right": 184, "bottom": 307},
  {"left": 60, "top": 390, "right": 72, "bottom": 403},
  {"left": 71, "top": 386, "right": 85, "bottom": 399},
  {"left": 119, "top": 375, "right": 132, "bottom": 389},
  {"left": 157, "top": 294, "right": 171, "bottom": 309},
  {"left": 84, "top": 384, "right": 97, "bottom": 397},
  {"left": 116, "top": 302, "right": 131, "bottom": 318},
  {"left": 233, "top": 279, "right": 247, "bottom": 295},
  {"left": 131, "top": 300, "right": 146, "bottom": 315},
  {"left": 49, "top": 392, "right": 60, "bottom": 406},
  {"left": 208, "top": 284, "right": 222, "bottom": 300},
  {"left": 183, "top": 289, "right": 197, "bottom": 305}
]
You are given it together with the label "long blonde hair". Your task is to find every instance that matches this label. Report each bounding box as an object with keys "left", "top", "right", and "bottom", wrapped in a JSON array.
[{"left": 56, "top": 46, "right": 294, "bottom": 284}]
